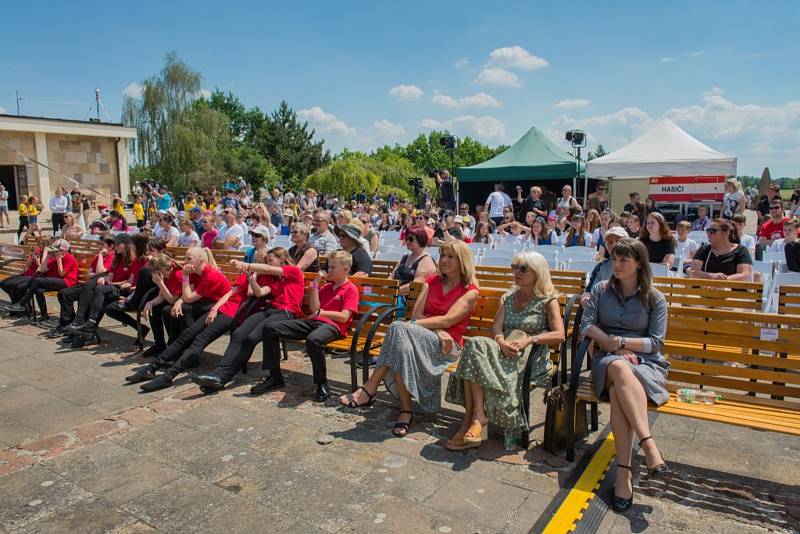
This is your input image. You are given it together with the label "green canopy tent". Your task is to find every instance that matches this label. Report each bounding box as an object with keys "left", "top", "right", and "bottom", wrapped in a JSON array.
[{"left": 456, "top": 126, "right": 583, "bottom": 182}]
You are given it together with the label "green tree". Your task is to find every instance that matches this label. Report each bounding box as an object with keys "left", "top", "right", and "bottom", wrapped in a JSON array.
[
  {"left": 304, "top": 158, "right": 380, "bottom": 197},
  {"left": 122, "top": 52, "right": 205, "bottom": 190},
  {"left": 251, "top": 101, "right": 331, "bottom": 190},
  {"left": 221, "top": 145, "right": 281, "bottom": 195},
  {"left": 204, "top": 90, "right": 266, "bottom": 147}
]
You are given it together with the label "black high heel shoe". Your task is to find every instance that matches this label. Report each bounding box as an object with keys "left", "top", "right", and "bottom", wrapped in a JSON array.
[
  {"left": 640, "top": 436, "right": 669, "bottom": 477},
  {"left": 611, "top": 464, "right": 633, "bottom": 513}
]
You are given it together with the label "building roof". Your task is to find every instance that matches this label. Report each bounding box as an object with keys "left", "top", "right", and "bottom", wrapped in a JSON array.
[{"left": 0, "top": 114, "right": 136, "bottom": 139}]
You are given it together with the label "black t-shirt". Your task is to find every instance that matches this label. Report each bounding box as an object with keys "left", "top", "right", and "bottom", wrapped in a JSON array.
[
  {"left": 434, "top": 225, "right": 463, "bottom": 241},
  {"left": 641, "top": 236, "right": 675, "bottom": 263},
  {"left": 694, "top": 244, "right": 752, "bottom": 276},
  {"left": 521, "top": 197, "right": 545, "bottom": 217},
  {"left": 785, "top": 241, "right": 800, "bottom": 273},
  {"left": 349, "top": 246, "right": 373, "bottom": 276}
]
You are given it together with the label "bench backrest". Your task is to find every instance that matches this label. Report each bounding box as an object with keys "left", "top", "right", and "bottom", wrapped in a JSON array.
[
  {"left": 663, "top": 306, "right": 800, "bottom": 403},
  {"left": 654, "top": 276, "right": 764, "bottom": 311},
  {"left": 777, "top": 284, "right": 800, "bottom": 315}
]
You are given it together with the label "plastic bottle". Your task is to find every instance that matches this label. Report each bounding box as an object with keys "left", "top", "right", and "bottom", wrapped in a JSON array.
[
  {"left": 504, "top": 428, "right": 517, "bottom": 451},
  {"left": 676, "top": 388, "right": 720, "bottom": 405}
]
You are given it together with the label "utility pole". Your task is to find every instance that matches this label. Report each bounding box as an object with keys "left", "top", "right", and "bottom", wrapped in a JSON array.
[
  {"left": 16, "top": 90, "right": 23, "bottom": 115},
  {"left": 95, "top": 88, "right": 101, "bottom": 121}
]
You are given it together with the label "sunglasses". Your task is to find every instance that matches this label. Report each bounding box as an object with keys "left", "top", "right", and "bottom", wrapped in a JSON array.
[
  {"left": 405, "top": 236, "right": 416, "bottom": 243},
  {"left": 510, "top": 264, "right": 529, "bottom": 273},
  {"left": 771, "top": 206, "right": 783, "bottom": 210},
  {"left": 706, "top": 228, "right": 722, "bottom": 234}
]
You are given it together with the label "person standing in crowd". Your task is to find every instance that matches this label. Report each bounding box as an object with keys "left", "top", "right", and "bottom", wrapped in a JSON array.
[
  {"left": 515, "top": 185, "right": 547, "bottom": 220},
  {"left": 154, "top": 186, "right": 172, "bottom": 211},
  {"left": 580, "top": 239, "right": 669, "bottom": 513},
  {"left": 485, "top": 183, "right": 512, "bottom": 226},
  {"left": 757, "top": 184, "right": 781, "bottom": 218},
  {"left": 556, "top": 184, "right": 581, "bottom": 215},
  {"left": 758, "top": 200, "right": 788, "bottom": 249},
  {"left": 26, "top": 196, "right": 41, "bottom": 236},
  {"left": 731, "top": 214, "right": 756, "bottom": 258},
  {"left": 722, "top": 179, "right": 745, "bottom": 219},
  {"left": 623, "top": 192, "right": 641, "bottom": 216},
  {"left": 257, "top": 250, "right": 360, "bottom": 402},
  {"left": 0, "top": 183, "right": 9, "bottom": 228},
  {"left": 640, "top": 213, "right": 676, "bottom": 269},
  {"left": 16, "top": 195, "right": 30, "bottom": 242},
  {"left": 133, "top": 195, "right": 145, "bottom": 228},
  {"left": 436, "top": 170, "right": 456, "bottom": 212},
  {"left": 309, "top": 210, "right": 339, "bottom": 256},
  {"left": 689, "top": 219, "right": 753, "bottom": 281},
  {"left": 444, "top": 251, "right": 564, "bottom": 450},
  {"left": 587, "top": 182, "right": 609, "bottom": 212},
  {"left": 215, "top": 208, "right": 244, "bottom": 251}
]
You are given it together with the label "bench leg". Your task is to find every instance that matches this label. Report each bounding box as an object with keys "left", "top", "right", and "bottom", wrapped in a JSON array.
[
  {"left": 590, "top": 402, "right": 598, "bottom": 431},
  {"left": 566, "top": 392, "right": 577, "bottom": 462},
  {"left": 281, "top": 341, "right": 288, "bottom": 361}
]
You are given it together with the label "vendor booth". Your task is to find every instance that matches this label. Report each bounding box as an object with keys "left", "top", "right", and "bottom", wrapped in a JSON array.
[
  {"left": 456, "top": 126, "right": 583, "bottom": 210},
  {"left": 586, "top": 119, "right": 737, "bottom": 220}
]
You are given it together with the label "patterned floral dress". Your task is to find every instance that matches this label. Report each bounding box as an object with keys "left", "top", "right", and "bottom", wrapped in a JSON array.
[{"left": 445, "top": 292, "right": 555, "bottom": 429}]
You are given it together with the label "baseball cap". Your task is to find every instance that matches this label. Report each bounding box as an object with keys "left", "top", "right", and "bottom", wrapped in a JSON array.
[
  {"left": 249, "top": 227, "right": 270, "bottom": 239},
  {"left": 604, "top": 227, "right": 629, "bottom": 240}
]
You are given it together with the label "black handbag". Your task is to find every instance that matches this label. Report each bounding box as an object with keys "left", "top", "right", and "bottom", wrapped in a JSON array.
[{"left": 542, "top": 384, "right": 588, "bottom": 455}]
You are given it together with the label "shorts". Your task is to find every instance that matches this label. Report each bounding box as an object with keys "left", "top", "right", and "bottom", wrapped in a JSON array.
[
  {"left": 28, "top": 216, "right": 38, "bottom": 225},
  {"left": 0, "top": 206, "right": 8, "bottom": 214}
]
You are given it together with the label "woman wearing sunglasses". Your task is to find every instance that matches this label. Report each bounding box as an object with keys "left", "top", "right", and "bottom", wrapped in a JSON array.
[
  {"left": 391, "top": 227, "right": 436, "bottom": 297},
  {"left": 444, "top": 252, "right": 564, "bottom": 450},
  {"left": 288, "top": 222, "right": 319, "bottom": 272},
  {"left": 687, "top": 219, "right": 753, "bottom": 281}
]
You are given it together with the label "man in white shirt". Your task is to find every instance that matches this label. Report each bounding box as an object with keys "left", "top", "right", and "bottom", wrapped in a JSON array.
[
  {"left": 49, "top": 188, "right": 69, "bottom": 236},
  {"left": 484, "top": 183, "right": 512, "bottom": 226},
  {"left": 215, "top": 208, "right": 244, "bottom": 250},
  {"left": 153, "top": 211, "right": 180, "bottom": 246},
  {"left": 0, "top": 184, "right": 9, "bottom": 228}
]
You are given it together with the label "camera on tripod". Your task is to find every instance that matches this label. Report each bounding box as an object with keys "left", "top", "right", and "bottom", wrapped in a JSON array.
[
  {"left": 408, "top": 176, "right": 424, "bottom": 188},
  {"left": 427, "top": 169, "right": 443, "bottom": 178}
]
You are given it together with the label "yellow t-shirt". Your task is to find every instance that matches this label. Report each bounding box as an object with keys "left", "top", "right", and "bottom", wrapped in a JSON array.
[
  {"left": 18, "top": 203, "right": 29, "bottom": 216},
  {"left": 112, "top": 200, "right": 124, "bottom": 213},
  {"left": 27, "top": 203, "right": 39, "bottom": 216},
  {"left": 133, "top": 202, "right": 145, "bottom": 221},
  {"left": 183, "top": 199, "right": 196, "bottom": 211}
]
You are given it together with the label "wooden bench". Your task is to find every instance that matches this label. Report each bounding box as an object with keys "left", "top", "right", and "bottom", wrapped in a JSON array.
[
  {"left": 564, "top": 305, "right": 800, "bottom": 461},
  {"left": 653, "top": 276, "right": 765, "bottom": 311}
]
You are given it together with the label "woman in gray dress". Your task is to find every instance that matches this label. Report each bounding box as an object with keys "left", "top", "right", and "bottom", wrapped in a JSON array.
[
  {"left": 444, "top": 251, "right": 565, "bottom": 450},
  {"left": 339, "top": 240, "right": 479, "bottom": 437},
  {"left": 580, "top": 238, "right": 669, "bottom": 513}
]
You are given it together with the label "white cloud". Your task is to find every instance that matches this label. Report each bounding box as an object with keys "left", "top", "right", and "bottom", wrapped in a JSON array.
[
  {"left": 298, "top": 106, "right": 356, "bottom": 136},
  {"left": 122, "top": 82, "right": 142, "bottom": 98},
  {"left": 687, "top": 50, "right": 705, "bottom": 57},
  {"left": 486, "top": 46, "right": 548, "bottom": 71},
  {"left": 658, "top": 57, "right": 677, "bottom": 63},
  {"left": 454, "top": 58, "right": 469, "bottom": 69},
  {"left": 553, "top": 98, "right": 591, "bottom": 109},
  {"left": 373, "top": 119, "right": 405, "bottom": 138},
  {"left": 432, "top": 91, "right": 501, "bottom": 109},
  {"left": 420, "top": 115, "right": 506, "bottom": 141},
  {"left": 197, "top": 89, "right": 212, "bottom": 99},
  {"left": 475, "top": 68, "right": 521, "bottom": 88},
  {"left": 0, "top": 106, "right": 6, "bottom": 114},
  {"left": 388, "top": 84, "right": 423, "bottom": 101}
]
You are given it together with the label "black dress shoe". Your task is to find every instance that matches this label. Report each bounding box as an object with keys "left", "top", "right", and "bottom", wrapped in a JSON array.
[
  {"left": 125, "top": 366, "right": 157, "bottom": 383},
  {"left": 190, "top": 373, "right": 226, "bottom": 390},
  {"left": 141, "top": 345, "right": 165, "bottom": 358},
  {"left": 31, "top": 314, "right": 50, "bottom": 324},
  {"left": 140, "top": 372, "right": 175, "bottom": 392},
  {"left": 66, "top": 319, "right": 96, "bottom": 336},
  {"left": 250, "top": 374, "right": 285, "bottom": 395},
  {"left": 313, "top": 382, "right": 330, "bottom": 403},
  {"left": 47, "top": 324, "right": 68, "bottom": 338},
  {"left": 106, "top": 301, "right": 128, "bottom": 313},
  {"left": 611, "top": 464, "right": 633, "bottom": 513}
]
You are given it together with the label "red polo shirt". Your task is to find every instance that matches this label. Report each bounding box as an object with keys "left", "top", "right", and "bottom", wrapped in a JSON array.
[
  {"left": 315, "top": 280, "right": 360, "bottom": 337},
  {"left": 90, "top": 251, "right": 115, "bottom": 275},
  {"left": 44, "top": 253, "right": 79, "bottom": 287},
  {"left": 163, "top": 268, "right": 183, "bottom": 296},
  {"left": 265, "top": 265, "right": 304, "bottom": 317},
  {"left": 188, "top": 264, "right": 232, "bottom": 305},
  {"left": 759, "top": 217, "right": 787, "bottom": 241}
]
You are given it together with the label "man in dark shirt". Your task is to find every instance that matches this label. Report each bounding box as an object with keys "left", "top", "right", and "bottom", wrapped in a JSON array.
[
  {"left": 757, "top": 184, "right": 781, "bottom": 217},
  {"left": 515, "top": 185, "right": 547, "bottom": 220},
  {"left": 623, "top": 192, "right": 641, "bottom": 215},
  {"left": 334, "top": 224, "right": 372, "bottom": 276},
  {"left": 437, "top": 170, "right": 456, "bottom": 212}
]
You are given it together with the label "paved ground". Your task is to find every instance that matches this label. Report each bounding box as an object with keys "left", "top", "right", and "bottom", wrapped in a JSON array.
[{"left": 0, "top": 309, "right": 798, "bottom": 534}]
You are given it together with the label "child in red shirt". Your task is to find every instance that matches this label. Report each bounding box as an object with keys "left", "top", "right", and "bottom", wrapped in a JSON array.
[{"left": 254, "top": 250, "right": 360, "bottom": 402}]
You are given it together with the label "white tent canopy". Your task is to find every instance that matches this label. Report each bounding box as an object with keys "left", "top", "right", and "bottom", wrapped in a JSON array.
[{"left": 586, "top": 119, "right": 737, "bottom": 179}]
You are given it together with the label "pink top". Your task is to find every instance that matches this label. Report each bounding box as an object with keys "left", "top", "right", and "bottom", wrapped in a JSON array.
[
  {"left": 201, "top": 230, "right": 218, "bottom": 249},
  {"left": 423, "top": 274, "right": 478, "bottom": 346}
]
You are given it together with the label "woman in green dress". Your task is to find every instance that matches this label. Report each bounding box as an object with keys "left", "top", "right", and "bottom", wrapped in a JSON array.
[{"left": 444, "top": 251, "right": 565, "bottom": 450}]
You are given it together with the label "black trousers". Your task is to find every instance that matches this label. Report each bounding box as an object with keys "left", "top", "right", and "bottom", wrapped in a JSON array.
[
  {"left": 51, "top": 213, "right": 66, "bottom": 235},
  {"left": 20, "top": 277, "right": 67, "bottom": 316},
  {"left": 152, "top": 312, "right": 234, "bottom": 374},
  {"left": 159, "top": 301, "right": 211, "bottom": 343},
  {"left": 1, "top": 274, "right": 33, "bottom": 303},
  {"left": 16, "top": 216, "right": 28, "bottom": 240},
  {"left": 57, "top": 283, "right": 89, "bottom": 325},
  {"left": 214, "top": 308, "right": 295, "bottom": 382},
  {"left": 75, "top": 282, "right": 120, "bottom": 322},
  {"left": 124, "top": 267, "right": 156, "bottom": 310},
  {"left": 262, "top": 319, "right": 340, "bottom": 386}
]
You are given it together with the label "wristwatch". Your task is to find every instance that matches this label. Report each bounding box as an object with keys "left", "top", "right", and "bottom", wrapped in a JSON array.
[{"left": 619, "top": 337, "right": 627, "bottom": 349}]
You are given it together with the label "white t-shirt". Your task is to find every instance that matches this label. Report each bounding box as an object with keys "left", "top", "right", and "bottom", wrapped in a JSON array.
[
  {"left": 740, "top": 234, "right": 756, "bottom": 256},
  {"left": 154, "top": 224, "right": 180, "bottom": 243},
  {"left": 0, "top": 190, "right": 8, "bottom": 207},
  {"left": 675, "top": 237, "right": 699, "bottom": 259},
  {"left": 487, "top": 191, "right": 512, "bottom": 218},
  {"left": 217, "top": 222, "right": 244, "bottom": 250},
  {"left": 176, "top": 231, "right": 200, "bottom": 248}
]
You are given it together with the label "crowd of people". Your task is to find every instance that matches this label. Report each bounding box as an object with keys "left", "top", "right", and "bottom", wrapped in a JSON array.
[{"left": 1, "top": 173, "right": 798, "bottom": 513}]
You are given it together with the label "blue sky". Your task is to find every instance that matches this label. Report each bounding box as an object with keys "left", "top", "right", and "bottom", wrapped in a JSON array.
[{"left": 2, "top": 0, "right": 798, "bottom": 177}]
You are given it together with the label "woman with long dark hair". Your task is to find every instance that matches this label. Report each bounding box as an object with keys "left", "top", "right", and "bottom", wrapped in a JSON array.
[
  {"left": 687, "top": 218, "right": 753, "bottom": 281},
  {"left": 580, "top": 239, "right": 669, "bottom": 512},
  {"left": 639, "top": 212, "right": 676, "bottom": 269}
]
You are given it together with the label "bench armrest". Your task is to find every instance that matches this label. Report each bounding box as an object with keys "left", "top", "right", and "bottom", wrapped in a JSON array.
[{"left": 570, "top": 338, "right": 592, "bottom": 393}]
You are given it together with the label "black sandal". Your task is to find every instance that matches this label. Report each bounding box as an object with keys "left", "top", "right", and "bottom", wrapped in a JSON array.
[
  {"left": 640, "top": 436, "right": 669, "bottom": 477},
  {"left": 611, "top": 464, "right": 633, "bottom": 513},
  {"left": 340, "top": 386, "right": 376, "bottom": 408},
  {"left": 392, "top": 410, "right": 414, "bottom": 437}
]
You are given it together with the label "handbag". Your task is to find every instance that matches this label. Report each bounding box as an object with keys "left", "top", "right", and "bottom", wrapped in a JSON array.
[{"left": 542, "top": 384, "right": 588, "bottom": 455}]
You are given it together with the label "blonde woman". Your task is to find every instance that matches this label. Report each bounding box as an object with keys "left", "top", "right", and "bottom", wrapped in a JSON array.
[
  {"left": 723, "top": 178, "right": 745, "bottom": 219},
  {"left": 339, "top": 240, "right": 479, "bottom": 437},
  {"left": 444, "top": 252, "right": 565, "bottom": 450}
]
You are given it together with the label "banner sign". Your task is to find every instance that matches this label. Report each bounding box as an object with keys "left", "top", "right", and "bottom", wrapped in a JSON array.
[{"left": 648, "top": 176, "right": 725, "bottom": 202}]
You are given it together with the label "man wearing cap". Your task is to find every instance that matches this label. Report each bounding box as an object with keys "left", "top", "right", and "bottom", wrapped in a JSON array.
[
  {"left": 154, "top": 186, "right": 172, "bottom": 212},
  {"left": 4, "top": 239, "right": 80, "bottom": 321},
  {"left": 215, "top": 208, "right": 244, "bottom": 250},
  {"left": 580, "top": 226, "right": 628, "bottom": 307},
  {"left": 335, "top": 224, "right": 372, "bottom": 276},
  {"left": 244, "top": 227, "right": 270, "bottom": 263},
  {"left": 189, "top": 207, "right": 204, "bottom": 237},
  {"left": 309, "top": 210, "right": 339, "bottom": 256}
]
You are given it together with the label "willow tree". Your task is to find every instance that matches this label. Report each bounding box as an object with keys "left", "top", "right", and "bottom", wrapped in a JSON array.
[{"left": 122, "top": 52, "right": 210, "bottom": 189}]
